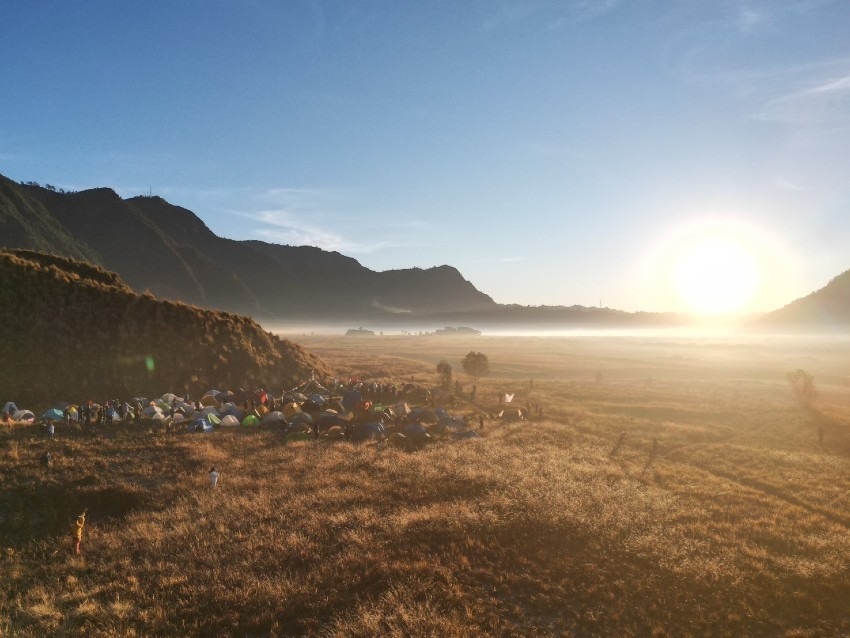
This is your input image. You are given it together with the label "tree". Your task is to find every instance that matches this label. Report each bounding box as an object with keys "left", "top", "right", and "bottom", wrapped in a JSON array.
[
  {"left": 462, "top": 351, "right": 489, "bottom": 381},
  {"left": 787, "top": 369, "right": 817, "bottom": 407},
  {"left": 436, "top": 360, "right": 453, "bottom": 389}
]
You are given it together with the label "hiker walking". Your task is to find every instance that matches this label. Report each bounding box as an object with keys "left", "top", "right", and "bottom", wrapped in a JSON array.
[{"left": 71, "top": 510, "right": 87, "bottom": 555}]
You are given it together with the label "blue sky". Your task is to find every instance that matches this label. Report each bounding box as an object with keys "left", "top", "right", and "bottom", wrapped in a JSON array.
[{"left": 3, "top": 0, "right": 849, "bottom": 313}]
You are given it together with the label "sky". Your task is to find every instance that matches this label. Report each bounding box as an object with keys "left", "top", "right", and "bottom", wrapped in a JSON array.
[{"left": 2, "top": 0, "right": 849, "bottom": 314}]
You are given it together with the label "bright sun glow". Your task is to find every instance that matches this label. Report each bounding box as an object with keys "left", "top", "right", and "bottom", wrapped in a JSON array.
[{"left": 674, "top": 236, "right": 760, "bottom": 314}]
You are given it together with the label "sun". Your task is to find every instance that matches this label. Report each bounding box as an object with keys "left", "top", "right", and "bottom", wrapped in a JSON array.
[{"left": 674, "top": 235, "right": 760, "bottom": 314}]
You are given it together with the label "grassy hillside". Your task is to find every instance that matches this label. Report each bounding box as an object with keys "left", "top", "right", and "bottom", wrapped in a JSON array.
[
  {"left": 2, "top": 334, "right": 850, "bottom": 636},
  {"left": 762, "top": 268, "right": 850, "bottom": 327},
  {"left": 0, "top": 250, "right": 327, "bottom": 406}
]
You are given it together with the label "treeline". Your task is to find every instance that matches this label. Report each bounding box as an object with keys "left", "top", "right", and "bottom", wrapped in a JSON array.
[
  {"left": 0, "top": 250, "right": 328, "bottom": 406},
  {"left": 19, "top": 180, "right": 76, "bottom": 194}
]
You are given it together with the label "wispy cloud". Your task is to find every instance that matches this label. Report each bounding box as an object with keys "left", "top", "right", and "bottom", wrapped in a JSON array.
[
  {"left": 755, "top": 72, "right": 850, "bottom": 124},
  {"left": 501, "top": 256, "right": 526, "bottom": 263},
  {"left": 249, "top": 209, "right": 394, "bottom": 254}
]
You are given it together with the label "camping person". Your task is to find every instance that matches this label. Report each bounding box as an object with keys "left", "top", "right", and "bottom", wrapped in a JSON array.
[
  {"left": 47, "top": 420, "right": 55, "bottom": 439},
  {"left": 40, "top": 451, "right": 52, "bottom": 467},
  {"left": 71, "top": 510, "right": 87, "bottom": 555},
  {"left": 209, "top": 467, "right": 220, "bottom": 489}
]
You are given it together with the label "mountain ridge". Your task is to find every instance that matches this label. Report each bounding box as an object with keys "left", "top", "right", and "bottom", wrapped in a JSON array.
[{"left": 1, "top": 174, "right": 494, "bottom": 320}]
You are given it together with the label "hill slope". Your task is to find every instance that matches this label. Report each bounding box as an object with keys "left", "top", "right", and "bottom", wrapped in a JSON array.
[
  {"left": 0, "top": 174, "right": 496, "bottom": 320},
  {"left": 0, "top": 250, "right": 327, "bottom": 405},
  {"left": 761, "top": 268, "right": 850, "bottom": 328}
]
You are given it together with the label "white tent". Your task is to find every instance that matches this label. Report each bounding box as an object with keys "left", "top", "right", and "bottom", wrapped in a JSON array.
[
  {"left": 220, "top": 415, "right": 240, "bottom": 427},
  {"left": 142, "top": 405, "right": 162, "bottom": 417},
  {"left": 12, "top": 409, "right": 34, "bottom": 422}
]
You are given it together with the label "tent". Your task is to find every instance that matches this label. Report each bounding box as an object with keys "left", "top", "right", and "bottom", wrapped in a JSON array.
[
  {"left": 256, "top": 405, "right": 269, "bottom": 417},
  {"left": 172, "top": 413, "right": 186, "bottom": 424},
  {"left": 2, "top": 402, "right": 19, "bottom": 415},
  {"left": 201, "top": 406, "right": 220, "bottom": 417},
  {"left": 342, "top": 390, "right": 362, "bottom": 412},
  {"left": 409, "top": 408, "right": 438, "bottom": 425},
  {"left": 200, "top": 394, "right": 219, "bottom": 407},
  {"left": 12, "top": 410, "right": 34, "bottom": 422},
  {"left": 290, "top": 411, "right": 313, "bottom": 426},
  {"left": 262, "top": 411, "right": 287, "bottom": 425},
  {"left": 393, "top": 402, "right": 411, "bottom": 416},
  {"left": 317, "top": 413, "right": 349, "bottom": 432},
  {"left": 324, "top": 425, "right": 345, "bottom": 440},
  {"left": 308, "top": 394, "right": 327, "bottom": 406},
  {"left": 282, "top": 402, "right": 302, "bottom": 419},
  {"left": 301, "top": 400, "right": 322, "bottom": 415},
  {"left": 220, "top": 415, "right": 240, "bottom": 427},
  {"left": 161, "top": 392, "right": 179, "bottom": 404},
  {"left": 350, "top": 421, "right": 385, "bottom": 443},
  {"left": 207, "top": 413, "right": 221, "bottom": 425},
  {"left": 431, "top": 417, "right": 465, "bottom": 434},
  {"left": 142, "top": 405, "right": 162, "bottom": 418},
  {"left": 187, "top": 419, "right": 214, "bottom": 433},
  {"left": 241, "top": 414, "right": 260, "bottom": 426},
  {"left": 220, "top": 403, "right": 243, "bottom": 419},
  {"left": 41, "top": 408, "right": 64, "bottom": 421}
]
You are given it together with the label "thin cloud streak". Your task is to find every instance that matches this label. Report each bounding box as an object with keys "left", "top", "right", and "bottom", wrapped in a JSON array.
[
  {"left": 248, "top": 210, "right": 409, "bottom": 254},
  {"left": 756, "top": 72, "right": 850, "bottom": 124}
]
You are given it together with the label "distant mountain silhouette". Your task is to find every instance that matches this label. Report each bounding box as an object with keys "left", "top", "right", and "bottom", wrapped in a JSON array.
[
  {"left": 0, "top": 249, "right": 327, "bottom": 406},
  {"left": 0, "top": 174, "right": 495, "bottom": 320},
  {"left": 760, "top": 269, "right": 850, "bottom": 328}
]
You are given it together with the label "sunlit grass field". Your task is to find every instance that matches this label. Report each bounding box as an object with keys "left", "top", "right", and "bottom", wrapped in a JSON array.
[{"left": 2, "top": 334, "right": 850, "bottom": 637}]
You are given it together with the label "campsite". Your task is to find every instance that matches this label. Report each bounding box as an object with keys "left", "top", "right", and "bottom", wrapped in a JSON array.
[{"left": 2, "top": 332, "right": 850, "bottom": 637}]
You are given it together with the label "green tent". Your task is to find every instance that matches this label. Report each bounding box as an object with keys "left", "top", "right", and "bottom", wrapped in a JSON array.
[
  {"left": 241, "top": 414, "right": 260, "bottom": 426},
  {"left": 207, "top": 413, "right": 221, "bottom": 425}
]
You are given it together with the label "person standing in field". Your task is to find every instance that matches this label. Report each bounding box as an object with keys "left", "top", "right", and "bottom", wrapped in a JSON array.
[
  {"left": 209, "top": 467, "right": 220, "bottom": 488},
  {"left": 47, "top": 420, "right": 55, "bottom": 439},
  {"left": 71, "top": 510, "right": 86, "bottom": 555}
]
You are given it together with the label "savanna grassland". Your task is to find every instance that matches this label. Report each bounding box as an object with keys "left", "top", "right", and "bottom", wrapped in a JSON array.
[{"left": 3, "top": 333, "right": 850, "bottom": 637}]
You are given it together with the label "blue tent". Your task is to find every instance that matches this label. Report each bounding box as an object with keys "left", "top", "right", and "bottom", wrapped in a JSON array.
[
  {"left": 187, "top": 419, "right": 214, "bottom": 433},
  {"left": 41, "top": 408, "right": 64, "bottom": 421}
]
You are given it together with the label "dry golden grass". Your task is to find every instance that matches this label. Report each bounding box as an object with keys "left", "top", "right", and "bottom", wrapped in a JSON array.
[{"left": 2, "top": 334, "right": 850, "bottom": 636}]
